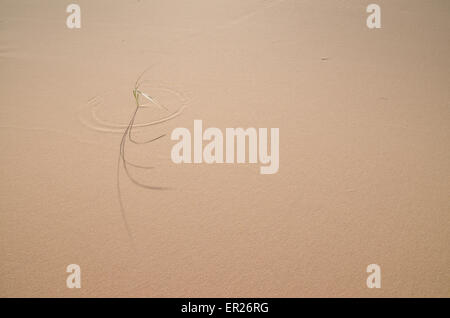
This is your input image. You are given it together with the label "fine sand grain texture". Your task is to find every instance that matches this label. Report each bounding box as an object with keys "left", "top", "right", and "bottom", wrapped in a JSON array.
[{"left": 0, "top": 0, "right": 449, "bottom": 297}]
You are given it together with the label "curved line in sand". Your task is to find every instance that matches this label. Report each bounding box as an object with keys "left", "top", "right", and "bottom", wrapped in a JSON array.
[{"left": 78, "top": 86, "right": 188, "bottom": 134}]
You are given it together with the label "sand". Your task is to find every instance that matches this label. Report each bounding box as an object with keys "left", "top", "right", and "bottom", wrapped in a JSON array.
[{"left": 0, "top": 0, "right": 449, "bottom": 297}]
